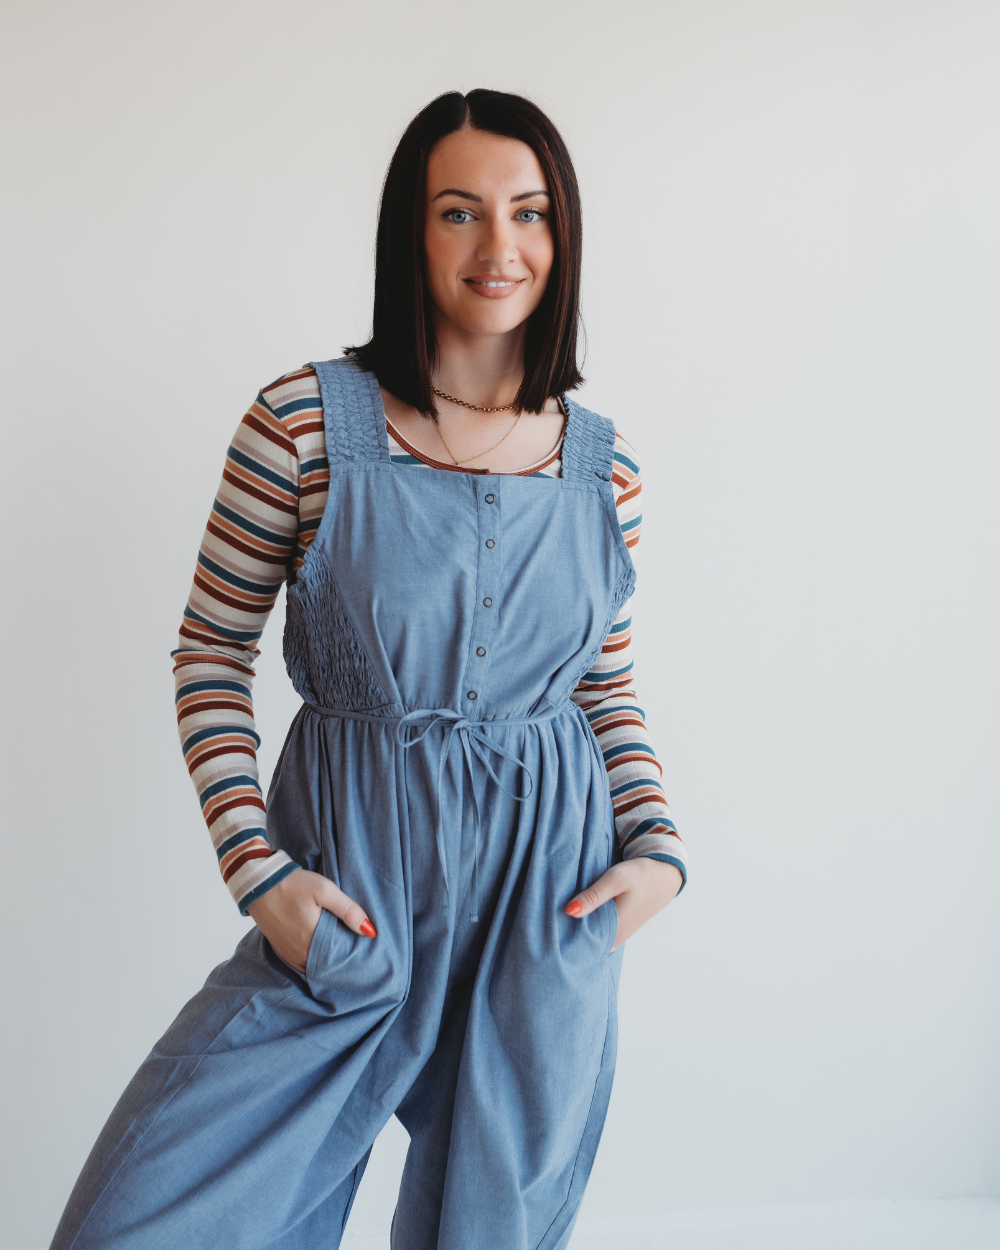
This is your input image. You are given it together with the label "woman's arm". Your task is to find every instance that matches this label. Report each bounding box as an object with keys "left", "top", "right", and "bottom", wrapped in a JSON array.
[
  {"left": 567, "top": 435, "right": 687, "bottom": 944},
  {"left": 173, "top": 367, "right": 377, "bottom": 964},
  {"left": 568, "top": 435, "right": 688, "bottom": 885},
  {"left": 172, "top": 368, "right": 328, "bottom": 913}
]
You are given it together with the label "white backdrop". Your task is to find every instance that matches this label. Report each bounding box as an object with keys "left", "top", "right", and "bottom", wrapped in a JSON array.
[{"left": 2, "top": 2, "right": 999, "bottom": 1246}]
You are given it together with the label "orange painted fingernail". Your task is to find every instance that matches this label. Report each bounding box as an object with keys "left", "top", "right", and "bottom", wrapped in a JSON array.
[
  {"left": 566, "top": 900, "right": 583, "bottom": 917},
  {"left": 359, "top": 919, "right": 377, "bottom": 938}
]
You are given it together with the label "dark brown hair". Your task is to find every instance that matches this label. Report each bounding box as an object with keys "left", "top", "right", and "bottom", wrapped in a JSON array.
[{"left": 345, "top": 89, "right": 584, "bottom": 417}]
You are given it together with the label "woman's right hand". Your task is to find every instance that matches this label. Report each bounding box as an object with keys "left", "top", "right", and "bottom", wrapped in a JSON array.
[{"left": 246, "top": 868, "right": 376, "bottom": 973}]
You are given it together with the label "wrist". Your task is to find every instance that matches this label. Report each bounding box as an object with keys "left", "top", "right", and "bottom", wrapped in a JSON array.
[{"left": 240, "top": 858, "right": 300, "bottom": 916}]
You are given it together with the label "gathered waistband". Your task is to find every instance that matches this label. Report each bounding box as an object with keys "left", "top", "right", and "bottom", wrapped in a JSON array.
[
  {"left": 303, "top": 702, "right": 570, "bottom": 730},
  {"left": 302, "top": 701, "right": 572, "bottom": 922}
]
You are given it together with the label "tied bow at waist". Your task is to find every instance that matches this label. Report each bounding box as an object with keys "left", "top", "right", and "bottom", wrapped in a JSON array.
[{"left": 304, "top": 703, "right": 565, "bottom": 921}]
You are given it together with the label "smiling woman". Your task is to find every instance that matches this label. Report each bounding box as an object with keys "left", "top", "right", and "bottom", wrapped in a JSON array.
[
  {"left": 350, "top": 90, "right": 583, "bottom": 422},
  {"left": 50, "top": 90, "right": 687, "bottom": 1250},
  {"left": 381, "top": 124, "right": 567, "bottom": 470}
]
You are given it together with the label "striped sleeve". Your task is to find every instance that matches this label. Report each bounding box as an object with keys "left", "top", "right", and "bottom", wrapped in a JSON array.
[
  {"left": 569, "top": 435, "right": 688, "bottom": 888},
  {"left": 171, "top": 367, "right": 328, "bottom": 912}
]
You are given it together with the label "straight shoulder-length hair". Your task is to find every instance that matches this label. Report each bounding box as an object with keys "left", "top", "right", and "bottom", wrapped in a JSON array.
[{"left": 345, "top": 89, "right": 584, "bottom": 417}]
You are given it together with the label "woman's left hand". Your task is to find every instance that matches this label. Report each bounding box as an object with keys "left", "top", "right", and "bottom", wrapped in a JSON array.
[{"left": 565, "top": 858, "right": 683, "bottom": 951}]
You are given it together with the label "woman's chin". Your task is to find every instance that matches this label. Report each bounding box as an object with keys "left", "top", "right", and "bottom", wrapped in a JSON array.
[{"left": 439, "top": 301, "right": 536, "bottom": 340}]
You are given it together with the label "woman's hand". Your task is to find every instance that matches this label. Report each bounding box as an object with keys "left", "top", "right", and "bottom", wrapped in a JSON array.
[
  {"left": 565, "top": 858, "right": 683, "bottom": 951},
  {"left": 246, "top": 868, "right": 376, "bottom": 974}
]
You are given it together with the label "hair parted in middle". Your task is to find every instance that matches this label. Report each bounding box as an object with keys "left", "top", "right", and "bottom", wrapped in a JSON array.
[{"left": 345, "top": 89, "right": 584, "bottom": 418}]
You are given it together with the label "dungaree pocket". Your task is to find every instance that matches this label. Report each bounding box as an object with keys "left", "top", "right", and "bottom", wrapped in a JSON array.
[
  {"left": 266, "top": 901, "right": 329, "bottom": 981},
  {"left": 487, "top": 899, "right": 614, "bottom": 1105},
  {"left": 303, "top": 898, "right": 408, "bottom": 1025}
]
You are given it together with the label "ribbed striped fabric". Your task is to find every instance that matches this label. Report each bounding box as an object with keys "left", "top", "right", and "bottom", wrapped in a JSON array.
[{"left": 172, "top": 366, "right": 687, "bottom": 910}]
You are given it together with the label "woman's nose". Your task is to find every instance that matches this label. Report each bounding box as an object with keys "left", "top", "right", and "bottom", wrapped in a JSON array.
[{"left": 476, "top": 216, "right": 517, "bottom": 266}]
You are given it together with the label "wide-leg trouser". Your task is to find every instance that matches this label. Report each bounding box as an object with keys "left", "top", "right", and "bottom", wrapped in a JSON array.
[{"left": 51, "top": 715, "right": 622, "bottom": 1250}]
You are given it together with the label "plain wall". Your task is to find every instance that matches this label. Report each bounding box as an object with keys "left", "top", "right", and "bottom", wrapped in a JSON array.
[{"left": 2, "top": 1, "right": 999, "bottom": 1245}]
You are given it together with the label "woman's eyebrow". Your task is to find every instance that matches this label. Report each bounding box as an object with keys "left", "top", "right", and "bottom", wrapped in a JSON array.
[
  {"left": 431, "top": 188, "right": 482, "bottom": 202},
  {"left": 430, "top": 187, "right": 551, "bottom": 203}
]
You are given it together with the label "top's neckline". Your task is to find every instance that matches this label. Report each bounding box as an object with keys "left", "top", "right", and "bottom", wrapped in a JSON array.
[{"left": 383, "top": 411, "right": 567, "bottom": 477}]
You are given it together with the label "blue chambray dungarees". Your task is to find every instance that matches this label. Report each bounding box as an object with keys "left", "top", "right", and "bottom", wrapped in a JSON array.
[{"left": 52, "top": 357, "right": 635, "bottom": 1250}]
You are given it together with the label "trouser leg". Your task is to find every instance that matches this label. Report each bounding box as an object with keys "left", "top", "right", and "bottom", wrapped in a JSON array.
[
  {"left": 387, "top": 966, "right": 620, "bottom": 1250},
  {"left": 49, "top": 925, "right": 406, "bottom": 1250},
  {"left": 389, "top": 917, "right": 621, "bottom": 1250},
  {"left": 386, "top": 755, "right": 623, "bottom": 1250},
  {"left": 390, "top": 977, "right": 475, "bottom": 1250},
  {"left": 264, "top": 1146, "right": 373, "bottom": 1250}
]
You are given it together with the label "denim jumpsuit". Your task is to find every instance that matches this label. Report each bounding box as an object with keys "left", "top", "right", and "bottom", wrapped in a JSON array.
[{"left": 51, "top": 357, "right": 636, "bottom": 1250}]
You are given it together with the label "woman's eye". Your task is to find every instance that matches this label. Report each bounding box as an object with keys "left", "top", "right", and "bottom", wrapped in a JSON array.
[
  {"left": 444, "top": 209, "right": 473, "bottom": 224},
  {"left": 516, "top": 209, "right": 544, "bottom": 223}
]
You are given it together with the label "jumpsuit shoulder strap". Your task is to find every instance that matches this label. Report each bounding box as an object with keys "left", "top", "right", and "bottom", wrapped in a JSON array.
[
  {"left": 559, "top": 396, "right": 617, "bottom": 485},
  {"left": 309, "top": 356, "right": 391, "bottom": 465}
]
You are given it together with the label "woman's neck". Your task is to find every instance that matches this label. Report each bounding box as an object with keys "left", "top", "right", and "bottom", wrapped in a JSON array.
[{"left": 431, "top": 315, "right": 526, "bottom": 409}]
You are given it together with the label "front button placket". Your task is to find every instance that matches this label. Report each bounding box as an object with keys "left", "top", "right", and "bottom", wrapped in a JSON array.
[{"left": 464, "top": 478, "right": 501, "bottom": 719}]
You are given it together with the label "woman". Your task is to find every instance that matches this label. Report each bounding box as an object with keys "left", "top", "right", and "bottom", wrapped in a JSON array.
[{"left": 52, "top": 89, "right": 687, "bottom": 1250}]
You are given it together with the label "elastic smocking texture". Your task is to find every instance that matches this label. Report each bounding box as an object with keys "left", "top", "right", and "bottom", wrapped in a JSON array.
[
  {"left": 287, "top": 559, "right": 391, "bottom": 713},
  {"left": 315, "top": 358, "right": 390, "bottom": 465},
  {"left": 559, "top": 394, "right": 635, "bottom": 690},
  {"left": 559, "top": 396, "right": 618, "bottom": 484}
]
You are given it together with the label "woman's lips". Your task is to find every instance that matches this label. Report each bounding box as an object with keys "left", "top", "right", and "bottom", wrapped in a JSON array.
[{"left": 463, "top": 276, "right": 525, "bottom": 299}]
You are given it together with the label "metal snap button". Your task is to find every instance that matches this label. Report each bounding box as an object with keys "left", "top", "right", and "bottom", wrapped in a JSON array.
[
  {"left": 467, "top": 690, "right": 478, "bottom": 700},
  {"left": 485, "top": 539, "right": 495, "bottom": 549},
  {"left": 484, "top": 493, "right": 495, "bottom": 503},
  {"left": 476, "top": 646, "right": 486, "bottom": 656},
  {"left": 482, "top": 597, "right": 493, "bottom": 607}
]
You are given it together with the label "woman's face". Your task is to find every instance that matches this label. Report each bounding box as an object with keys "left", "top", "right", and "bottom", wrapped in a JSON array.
[{"left": 423, "top": 126, "right": 554, "bottom": 340}]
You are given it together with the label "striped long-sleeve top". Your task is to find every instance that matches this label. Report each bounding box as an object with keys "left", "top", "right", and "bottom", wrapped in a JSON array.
[{"left": 172, "top": 366, "right": 687, "bottom": 912}]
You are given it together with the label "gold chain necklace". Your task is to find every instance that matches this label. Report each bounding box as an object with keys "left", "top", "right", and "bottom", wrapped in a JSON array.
[
  {"left": 431, "top": 385, "right": 522, "bottom": 466},
  {"left": 436, "top": 411, "right": 522, "bottom": 467},
  {"left": 431, "top": 385, "right": 516, "bottom": 413}
]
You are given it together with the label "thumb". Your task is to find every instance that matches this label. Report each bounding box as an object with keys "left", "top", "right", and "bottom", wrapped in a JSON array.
[
  {"left": 565, "top": 865, "right": 624, "bottom": 918},
  {"left": 313, "top": 875, "right": 377, "bottom": 938}
]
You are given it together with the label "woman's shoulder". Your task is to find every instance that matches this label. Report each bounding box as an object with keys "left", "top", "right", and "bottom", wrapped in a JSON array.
[
  {"left": 257, "top": 365, "right": 322, "bottom": 422},
  {"left": 612, "top": 430, "right": 640, "bottom": 477},
  {"left": 244, "top": 365, "right": 326, "bottom": 465},
  {"left": 225, "top": 365, "right": 325, "bottom": 477},
  {"left": 610, "top": 431, "right": 642, "bottom": 525}
]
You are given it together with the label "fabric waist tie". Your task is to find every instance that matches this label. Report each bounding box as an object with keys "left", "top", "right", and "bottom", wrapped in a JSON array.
[{"left": 303, "top": 702, "right": 569, "bottom": 922}]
